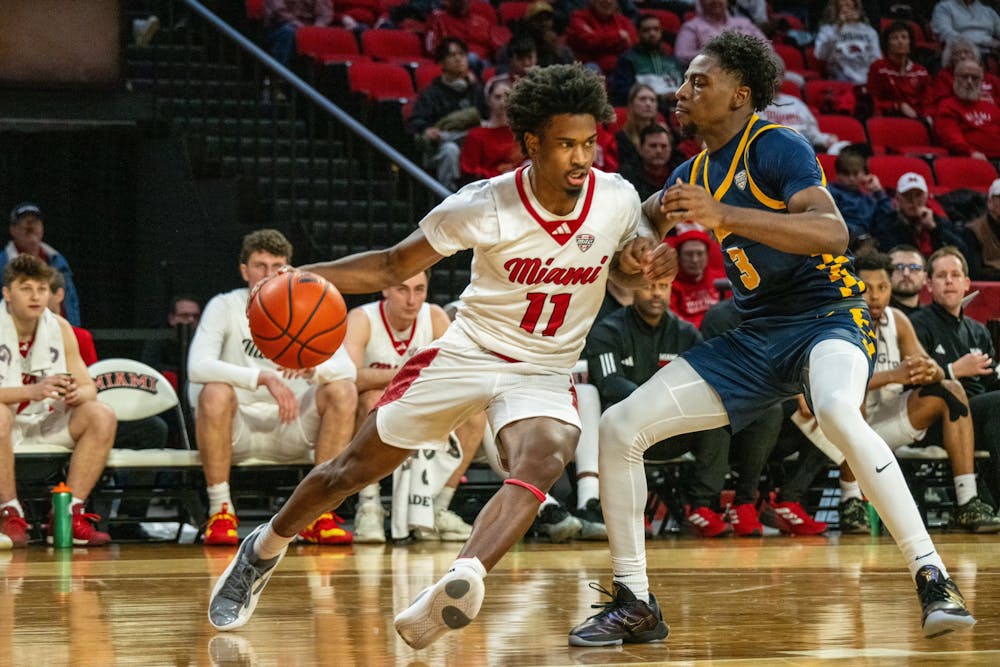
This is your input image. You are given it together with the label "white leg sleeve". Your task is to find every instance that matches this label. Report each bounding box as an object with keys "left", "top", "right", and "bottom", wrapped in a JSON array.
[
  {"left": 600, "top": 358, "right": 728, "bottom": 599},
  {"left": 808, "top": 338, "right": 945, "bottom": 579},
  {"left": 574, "top": 383, "right": 601, "bottom": 476}
]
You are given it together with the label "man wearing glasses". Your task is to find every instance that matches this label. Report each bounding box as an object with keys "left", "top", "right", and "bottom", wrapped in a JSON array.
[{"left": 889, "top": 245, "right": 929, "bottom": 316}]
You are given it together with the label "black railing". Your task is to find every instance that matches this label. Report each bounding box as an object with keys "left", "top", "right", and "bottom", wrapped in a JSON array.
[{"left": 131, "top": 0, "right": 452, "bottom": 271}]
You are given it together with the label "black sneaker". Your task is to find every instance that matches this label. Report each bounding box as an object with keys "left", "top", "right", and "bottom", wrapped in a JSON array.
[
  {"left": 915, "top": 565, "right": 976, "bottom": 638},
  {"left": 949, "top": 497, "right": 1000, "bottom": 533},
  {"left": 568, "top": 582, "right": 669, "bottom": 647},
  {"left": 572, "top": 498, "right": 608, "bottom": 540},
  {"left": 838, "top": 497, "right": 870, "bottom": 534},
  {"left": 536, "top": 504, "right": 582, "bottom": 543}
]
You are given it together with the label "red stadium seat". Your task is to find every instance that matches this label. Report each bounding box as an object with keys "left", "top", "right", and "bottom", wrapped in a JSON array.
[
  {"left": 866, "top": 117, "right": 947, "bottom": 158},
  {"left": 868, "top": 155, "right": 935, "bottom": 193},
  {"left": 816, "top": 153, "right": 837, "bottom": 181},
  {"left": 816, "top": 114, "right": 867, "bottom": 144},
  {"left": 498, "top": 2, "right": 530, "bottom": 27},
  {"left": 780, "top": 78, "right": 803, "bottom": 99},
  {"left": 339, "top": 0, "right": 380, "bottom": 25},
  {"left": 774, "top": 43, "right": 819, "bottom": 81},
  {"left": 246, "top": 0, "right": 265, "bottom": 20},
  {"left": 804, "top": 79, "right": 856, "bottom": 115},
  {"left": 414, "top": 61, "right": 442, "bottom": 90},
  {"left": 933, "top": 157, "right": 999, "bottom": 193},
  {"left": 295, "top": 26, "right": 363, "bottom": 64},
  {"left": 347, "top": 61, "right": 415, "bottom": 102},
  {"left": 361, "top": 29, "right": 431, "bottom": 67}
]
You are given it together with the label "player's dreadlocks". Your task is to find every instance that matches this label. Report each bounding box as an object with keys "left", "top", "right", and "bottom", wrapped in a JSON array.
[
  {"left": 702, "top": 31, "right": 778, "bottom": 112},
  {"left": 505, "top": 64, "right": 614, "bottom": 152}
]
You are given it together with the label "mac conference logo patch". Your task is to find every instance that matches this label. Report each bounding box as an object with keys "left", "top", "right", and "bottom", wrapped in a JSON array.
[{"left": 576, "top": 233, "right": 595, "bottom": 252}]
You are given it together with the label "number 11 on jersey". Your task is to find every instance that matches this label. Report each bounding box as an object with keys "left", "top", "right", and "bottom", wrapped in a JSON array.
[{"left": 519, "top": 292, "right": 571, "bottom": 336}]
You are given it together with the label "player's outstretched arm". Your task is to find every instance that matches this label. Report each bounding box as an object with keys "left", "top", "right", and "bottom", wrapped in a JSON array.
[
  {"left": 299, "top": 229, "right": 444, "bottom": 295},
  {"left": 660, "top": 181, "right": 849, "bottom": 256}
]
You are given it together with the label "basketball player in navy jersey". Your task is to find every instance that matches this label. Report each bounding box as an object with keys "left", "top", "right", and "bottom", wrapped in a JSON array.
[{"left": 569, "top": 31, "right": 975, "bottom": 647}]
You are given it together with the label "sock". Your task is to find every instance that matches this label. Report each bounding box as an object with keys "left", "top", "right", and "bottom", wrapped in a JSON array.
[
  {"left": 840, "top": 480, "right": 863, "bottom": 503},
  {"left": 576, "top": 476, "right": 599, "bottom": 510},
  {"left": 207, "top": 482, "right": 233, "bottom": 516},
  {"left": 254, "top": 518, "right": 295, "bottom": 561},
  {"left": 434, "top": 486, "right": 455, "bottom": 513},
  {"left": 70, "top": 497, "right": 85, "bottom": 512},
  {"left": 450, "top": 556, "right": 487, "bottom": 579},
  {"left": 358, "top": 483, "right": 380, "bottom": 506},
  {"left": 614, "top": 572, "right": 650, "bottom": 604},
  {"left": 0, "top": 499, "right": 24, "bottom": 517},
  {"left": 954, "top": 474, "right": 977, "bottom": 507},
  {"left": 537, "top": 493, "right": 558, "bottom": 517}
]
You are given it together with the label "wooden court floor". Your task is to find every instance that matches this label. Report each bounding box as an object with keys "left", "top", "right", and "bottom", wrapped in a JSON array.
[{"left": 2, "top": 533, "right": 999, "bottom": 666}]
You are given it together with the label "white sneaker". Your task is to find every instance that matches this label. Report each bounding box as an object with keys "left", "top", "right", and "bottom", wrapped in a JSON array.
[
  {"left": 434, "top": 508, "right": 472, "bottom": 541},
  {"left": 207, "top": 524, "right": 286, "bottom": 631},
  {"left": 394, "top": 566, "right": 485, "bottom": 649},
  {"left": 353, "top": 502, "right": 386, "bottom": 544},
  {"left": 0, "top": 533, "right": 12, "bottom": 550}
]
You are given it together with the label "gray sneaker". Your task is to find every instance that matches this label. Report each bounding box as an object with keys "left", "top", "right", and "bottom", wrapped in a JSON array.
[
  {"left": 573, "top": 498, "right": 608, "bottom": 541},
  {"left": 916, "top": 565, "right": 976, "bottom": 638},
  {"left": 949, "top": 497, "right": 1000, "bottom": 533},
  {"left": 208, "top": 523, "right": 287, "bottom": 631}
]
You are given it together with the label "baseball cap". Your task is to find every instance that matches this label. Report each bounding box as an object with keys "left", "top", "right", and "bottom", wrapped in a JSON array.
[
  {"left": 989, "top": 178, "right": 1000, "bottom": 198},
  {"left": 10, "top": 202, "right": 43, "bottom": 223},
  {"left": 667, "top": 228, "right": 713, "bottom": 250},
  {"left": 526, "top": 1, "right": 554, "bottom": 18},
  {"left": 896, "top": 172, "right": 927, "bottom": 194}
]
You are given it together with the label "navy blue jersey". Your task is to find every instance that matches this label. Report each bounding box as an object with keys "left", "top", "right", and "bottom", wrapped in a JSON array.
[{"left": 667, "top": 115, "right": 865, "bottom": 319}]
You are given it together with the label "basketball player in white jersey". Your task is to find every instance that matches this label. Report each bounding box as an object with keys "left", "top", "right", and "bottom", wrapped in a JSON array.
[
  {"left": 208, "top": 64, "right": 676, "bottom": 646},
  {"left": 188, "top": 229, "right": 359, "bottom": 546},
  {"left": 0, "top": 255, "right": 117, "bottom": 548},
  {"left": 836, "top": 252, "right": 1000, "bottom": 532},
  {"left": 344, "top": 269, "right": 482, "bottom": 543}
]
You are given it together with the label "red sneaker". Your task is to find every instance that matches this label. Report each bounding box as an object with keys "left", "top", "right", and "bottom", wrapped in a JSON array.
[
  {"left": 203, "top": 503, "right": 239, "bottom": 546},
  {"left": 47, "top": 505, "right": 111, "bottom": 546},
  {"left": 299, "top": 511, "right": 353, "bottom": 545},
  {"left": 762, "top": 493, "right": 827, "bottom": 535},
  {"left": 0, "top": 506, "right": 29, "bottom": 547},
  {"left": 728, "top": 502, "right": 764, "bottom": 537},
  {"left": 685, "top": 505, "right": 730, "bottom": 537}
]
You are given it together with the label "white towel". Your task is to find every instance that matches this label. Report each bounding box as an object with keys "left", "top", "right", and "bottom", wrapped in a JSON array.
[{"left": 390, "top": 434, "right": 463, "bottom": 540}]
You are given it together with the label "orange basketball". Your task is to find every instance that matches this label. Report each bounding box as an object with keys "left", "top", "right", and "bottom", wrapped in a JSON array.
[{"left": 246, "top": 269, "right": 348, "bottom": 369}]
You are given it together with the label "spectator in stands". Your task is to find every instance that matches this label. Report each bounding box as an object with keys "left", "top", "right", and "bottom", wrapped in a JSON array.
[
  {"left": 930, "top": 38, "right": 1000, "bottom": 113},
  {"left": 0, "top": 255, "right": 116, "bottom": 547},
  {"left": 459, "top": 76, "right": 525, "bottom": 184},
  {"left": 964, "top": 178, "right": 1000, "bottom": 280},
  {"left": 674, "top": 0, "right": 768, "bottom": 65},
  {"left": 406, "top": 38, "right": 484, "bottom": 191},
  {"left": 141, "top": 295, "right": 201, "bottom": 393},
  {"left": 842, "top": 251, "right": 1000, "bottom": 532},
  {"left": 931, "top": 0, "right": 1000, "bottom": 55},
  {"left": 263, "top": 0, "right": 337, "bottom": 68},
  {"left": 867, "top": 20, "right": 932, "bottom": 120},
  {"left": 615, "top": 83, "right": 660, "bottom": 175},
  {"left": 910, "top": 246, "right": 1000, "bottom": 503},
  {"left": 666, "top": 228, "right": 724, "bottom": 328},
  {"left": 584, "top": 280, "right": 735, "bottom": 537},
  {"left": 933, "top": 58, "right": 1000, "bottom": 161},
  {"left": 813, "top": 0, "right": 881, "bottom": 85},
  {"left": 1, "top": 203, "right": 80, "bottom": 326},
  {"left": 342, "top": 271, "right": 480, "bottom": 543},
  {"left": 761, "top": 63, "right": 841, "bottom": 152},
  {"left": 872, "top": 173, "right": 968, "bottom": 256},
  {"left": 426, "top": 0, "right": 506, "bottom": 67},
  {"left": 609, "top": 13, "right": 685, "bottom": 107},
  {"left": 493, "top": 34, "right": 538, "bottom": 84},
  {"left": 889, "top": 244, "right": 929, "bottom": 316},
  {"left": 565, "top": 0, "right": 639, "bottom": 73},
  {"left": 517, "top": 1, "right": 576, "bottom": 68},
  {"left": 827, "top": 146, "right": 894, "bottom": 245},
  {"left": 188, "top": 229, "right": 359, "bottom": 546},
  {"left": 618, "top": 124, "right": 681, "bottom": 201}
]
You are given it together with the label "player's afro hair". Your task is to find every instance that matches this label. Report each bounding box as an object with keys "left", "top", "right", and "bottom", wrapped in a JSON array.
[
  {"left": 506, "top": 64, "right": 614, "bottom": 151},
  {"left": 702, "top": 31, "right": 778, "bottom": 112}
]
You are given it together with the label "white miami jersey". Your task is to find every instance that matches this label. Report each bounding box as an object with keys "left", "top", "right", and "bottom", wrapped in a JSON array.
[
  {"left": 865, "top": 306, "right": 903, "bottom": 414},
  {"left": 359, "top": 300, "right": 435, "bottom": 369},
  {"left": 420, "top": 166, "right": 640, "bottom": 368}
]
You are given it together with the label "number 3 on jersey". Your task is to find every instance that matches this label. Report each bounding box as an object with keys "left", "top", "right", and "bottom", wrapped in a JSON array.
[
  {"left": 726, "top": 247, "right": 761, "bottom": 290},
  {"left": 519, "top": 292, "right": 571, "bottom": 336}
]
